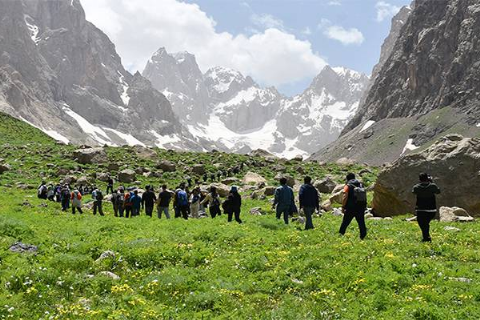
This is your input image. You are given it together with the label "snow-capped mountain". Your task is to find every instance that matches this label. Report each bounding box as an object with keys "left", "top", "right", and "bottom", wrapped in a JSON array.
[
  {"left": 143, "top": 48, "right": 369, "bottom": 157},
  {"left": 0, "top": 0, "right": 200, "bottom": 150}
]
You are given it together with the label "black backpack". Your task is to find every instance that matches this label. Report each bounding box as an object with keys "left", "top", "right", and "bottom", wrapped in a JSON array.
[
  {"left": 96, "top": 190, "right": 104, "bottom": 201},
  {"left": 348, "top": 183, "right": 367, "bottom": 205},
  {"left": 212, "top": 194, "right": 221, "bottom": 207}
]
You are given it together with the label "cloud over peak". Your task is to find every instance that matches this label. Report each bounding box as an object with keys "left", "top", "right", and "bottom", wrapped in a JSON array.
[
  {"left": 80, "top": 0, "right": 326, "bottom": 87},
  {"left": 324, "top": 26, "right": 365, "bottom": 45}
]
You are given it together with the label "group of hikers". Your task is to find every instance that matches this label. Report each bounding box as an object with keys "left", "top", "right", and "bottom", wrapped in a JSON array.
[{"left": 37, "top": 171, "right": 441, "bottom": 242}]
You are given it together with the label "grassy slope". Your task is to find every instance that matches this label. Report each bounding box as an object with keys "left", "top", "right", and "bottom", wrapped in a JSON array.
[{"left": 0, "top": 113, "right": 480, "bottom": 319}]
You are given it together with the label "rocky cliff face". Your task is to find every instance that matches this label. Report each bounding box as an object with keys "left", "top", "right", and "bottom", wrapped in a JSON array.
[
  {"left": 143, "top": 48, "right": 369, "bottom": 158},
  {"left": 0, "top": 0, "right": 198, "bottom": 149},
  {"left": 312, "top": 0, "right": 480, "bottom": 165}
]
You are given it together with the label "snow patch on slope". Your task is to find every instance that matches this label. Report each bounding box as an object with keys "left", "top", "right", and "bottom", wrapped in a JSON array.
[
  {"left": 118, "top": 72, "right": 130, "bottom": 106},
  {"left": 44, "top": 130, "right": 70, "bottom": 144},
  {"left": 188, "top": 117, "right": 278, "bottom": 151},
  {"left": 62, "top": 104, "right": 112, "bottom": 145},
  {"left": 360, "top": 120, "right": 376, "bottom": 133},
  {"left": 402, "top": 138, "right": 419, "bottom": 154},
  {"left": 24, "top": 15, "right": 40, "bottom": 45},
  {"left": 150, "top": 130, "right": 182, "bottom": 148},
  {"left": 103, "top": 128, "right": 145, "bottom": 146}
]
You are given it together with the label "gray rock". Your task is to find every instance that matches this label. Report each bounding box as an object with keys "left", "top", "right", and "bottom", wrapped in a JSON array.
[
  {"left": 191, "top": 164, "right": 206, "bottom": 175},
  {"left": 10, "top": 242, "right": 38, "bottom": 253},
  {"left": 0, "top": 163, "right": 11, "bottom": 173},
  {"left": 74, "top": 148, "right": 108, "bottom": 165},
  {"left": 118, "top": 169, "right": 136, "bottom": 183},
  {"left": 96, "top": 250, "right": 116, "bottom": 262},
  {"left": 249, "top": 207, "right": 263, "bottom": 216},
  {"left": 156, "top": 160, "right": 176, "bottom": 172},
  {"left": 314, "top": 177, "right": 337, "bottom": 193},
  {"left": 373, "top": 136, "right": 480, "bottom": 217},
  {"left": 242, "top": 172, "right": 266, "bottom": 185},
  {"left": 98, "top": 271, "right": 120, "bottom": 280}
]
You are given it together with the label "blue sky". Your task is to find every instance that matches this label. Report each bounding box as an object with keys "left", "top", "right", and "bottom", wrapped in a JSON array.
[{"left": 82, "top": 0, "right": 411, "bottom": 96}]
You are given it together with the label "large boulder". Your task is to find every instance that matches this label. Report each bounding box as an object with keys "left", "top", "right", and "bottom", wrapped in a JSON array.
[
  {"left": 192, "top": 164, "right": 206, "bottom": 175},
  {"left": 242, "top": 172, "right": 267, "bottom": 185},
  {"left": 209, "top": 183, "right": 230, "bottom": 197},
  {"left": 0, "top": 163, "right": 11, "bottom": 174},
  {"left": 439, "top": 207, "right": 474, "bottom": 222},
  {"left": 74, "top": 148, "right": 107, "bottom": 164},
  {"left": 156, "top": 160, "right": 176, "bottom": 172},
  {"left": 274, "top": 173, "right": 295, "bottom": 187},
  {"left": 314, "top": 177, "right": 337, "bottom": 194},
  {"left": 118, "top": 169, "right": 136, "bottom": 183},
  {"left": 373, "top": 135, "right": 480, "bottom": 217},
  {"left": 133, "top": 146, "right": 157, "bottom": 161}
]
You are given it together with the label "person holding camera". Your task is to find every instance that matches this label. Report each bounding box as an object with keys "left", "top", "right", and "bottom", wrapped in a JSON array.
[{"left": 412, "top": 173, "right": 441, "bottom": 242}]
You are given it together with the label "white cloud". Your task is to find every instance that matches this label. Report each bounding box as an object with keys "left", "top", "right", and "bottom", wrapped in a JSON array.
[
  {"left": 80, "top": 0, "right": 326, "bottom": 87},
  {"left": 251, "top": 13, "right": 284, "bottom": 30},
  {"left": 317, "top": 18, "right": 332, "bottom": 30},
  {"left": 301, "top": 27, "right": 312, "bottom": 36},
  {"left": 324, "top": 26, "right": 365, "bottom": 45},
  {"left": 328, "top": 1, "right": 342, "bottom": 6},
  {"left": 375, "top": 1, "right": 401, "bottom": 22}
]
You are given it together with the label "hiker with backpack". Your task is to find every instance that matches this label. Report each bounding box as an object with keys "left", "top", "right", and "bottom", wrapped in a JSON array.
[
  {"left": 115, "top": 187, "right": 125, "bottom": 217},
  {"left": 124, "top": 189, "right": 133, "bottom": 218},
  {"left": 157, "top": 184, "right": 172, "bottom": 219},
  {"left": 37, "top": 181, "right": 48, "bottom": 200},
  {"left": 273, "top": 177, "right": 295, "bottom": 224},
  {"left": 339, "top": 173, "right": 367, "bottom": 239},
  {"left": 201, "top": 186, "right": 222, "bottom": 218},
  {"left": 142, "top": 186, "right": 157, "bottom": 217},
  {"left": 47, "top": 184, "right": 55, "bottom": 201},
  {"left": 223, "top": 186, "right": 242, "bottom": 224},
  {"left": 91, "top": 188, "right": 104, "bottom": 216},
  {"left": 299, "top": 176, "right": 320, "bottom": 230},
  {"left": 106, "top": 177, "right": 114, "bottom": 194},
  {"left": 60, "top": 184, "right": 71, "bottom": 211},
  {"left": 190, "top": 187, "right": 201, "bottom": 218},
  {"left": 71, "top": 188, "right": 83, "bottom": 214},
  {"left": 175, "top": 184, "right": 190, "bottom": 219},
  {"left": 412, "top": 173, "right": 441, "bottom": 242},
  {"left": 131, "top": 190, "right": 142, "bottom": 217}
]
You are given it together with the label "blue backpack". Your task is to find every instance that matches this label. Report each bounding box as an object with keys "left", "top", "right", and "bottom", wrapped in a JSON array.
[{"left": 177, "top": 190, "right": 188, "bottom": 206}]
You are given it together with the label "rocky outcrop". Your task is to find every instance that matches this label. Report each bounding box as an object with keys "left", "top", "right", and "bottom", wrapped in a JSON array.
[
  {"left": 373, "top": 135, "right": 480, "bottom": 217},
  {"left": 312, "top": 0, "right": 480, "bottom": 165}
]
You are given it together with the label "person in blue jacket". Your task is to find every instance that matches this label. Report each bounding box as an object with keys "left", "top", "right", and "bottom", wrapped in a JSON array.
[
  {"left": 272, "top": 177, "right": 295, "bottom": 224},
  {"left": 130, "top": 190, "right": 142, "bottom": 217}
]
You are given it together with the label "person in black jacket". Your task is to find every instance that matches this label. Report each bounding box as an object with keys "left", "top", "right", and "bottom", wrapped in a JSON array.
[
  {"left": 412, "top": 173, "right": 441, "bottom": 242},
  {"left": 339, "top": 173, "right": 367, "bottom": 239},
  {"left": 299, "top": 176, "right": 320, "bottom": 230},
  {"left": 157, "top": 185, "right": 172, "bottom": 219},
  {"left": 224, "top": 186, "right": 242, "bottom": 224},
  {"left": 141, "top": 186, "right": 157, "bottom": 217}
]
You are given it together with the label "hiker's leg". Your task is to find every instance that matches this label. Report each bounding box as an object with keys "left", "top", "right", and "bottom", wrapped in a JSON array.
[
  {"left": 234, "top": 208, "right": 242, "bottom": 224},
  {"left": 339, "top": 211, "right": 355, "bottom": 235},
  {"left": 304, "top": 207, "right": 315, "bottom": 230},
  {"left": 355, "top": 209, "right": 367, "bottom": 239}
]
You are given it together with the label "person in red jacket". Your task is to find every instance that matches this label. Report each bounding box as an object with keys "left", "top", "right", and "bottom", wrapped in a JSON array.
[{"left": 71, "top": 188, "right": 83, "bottom": 214}]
